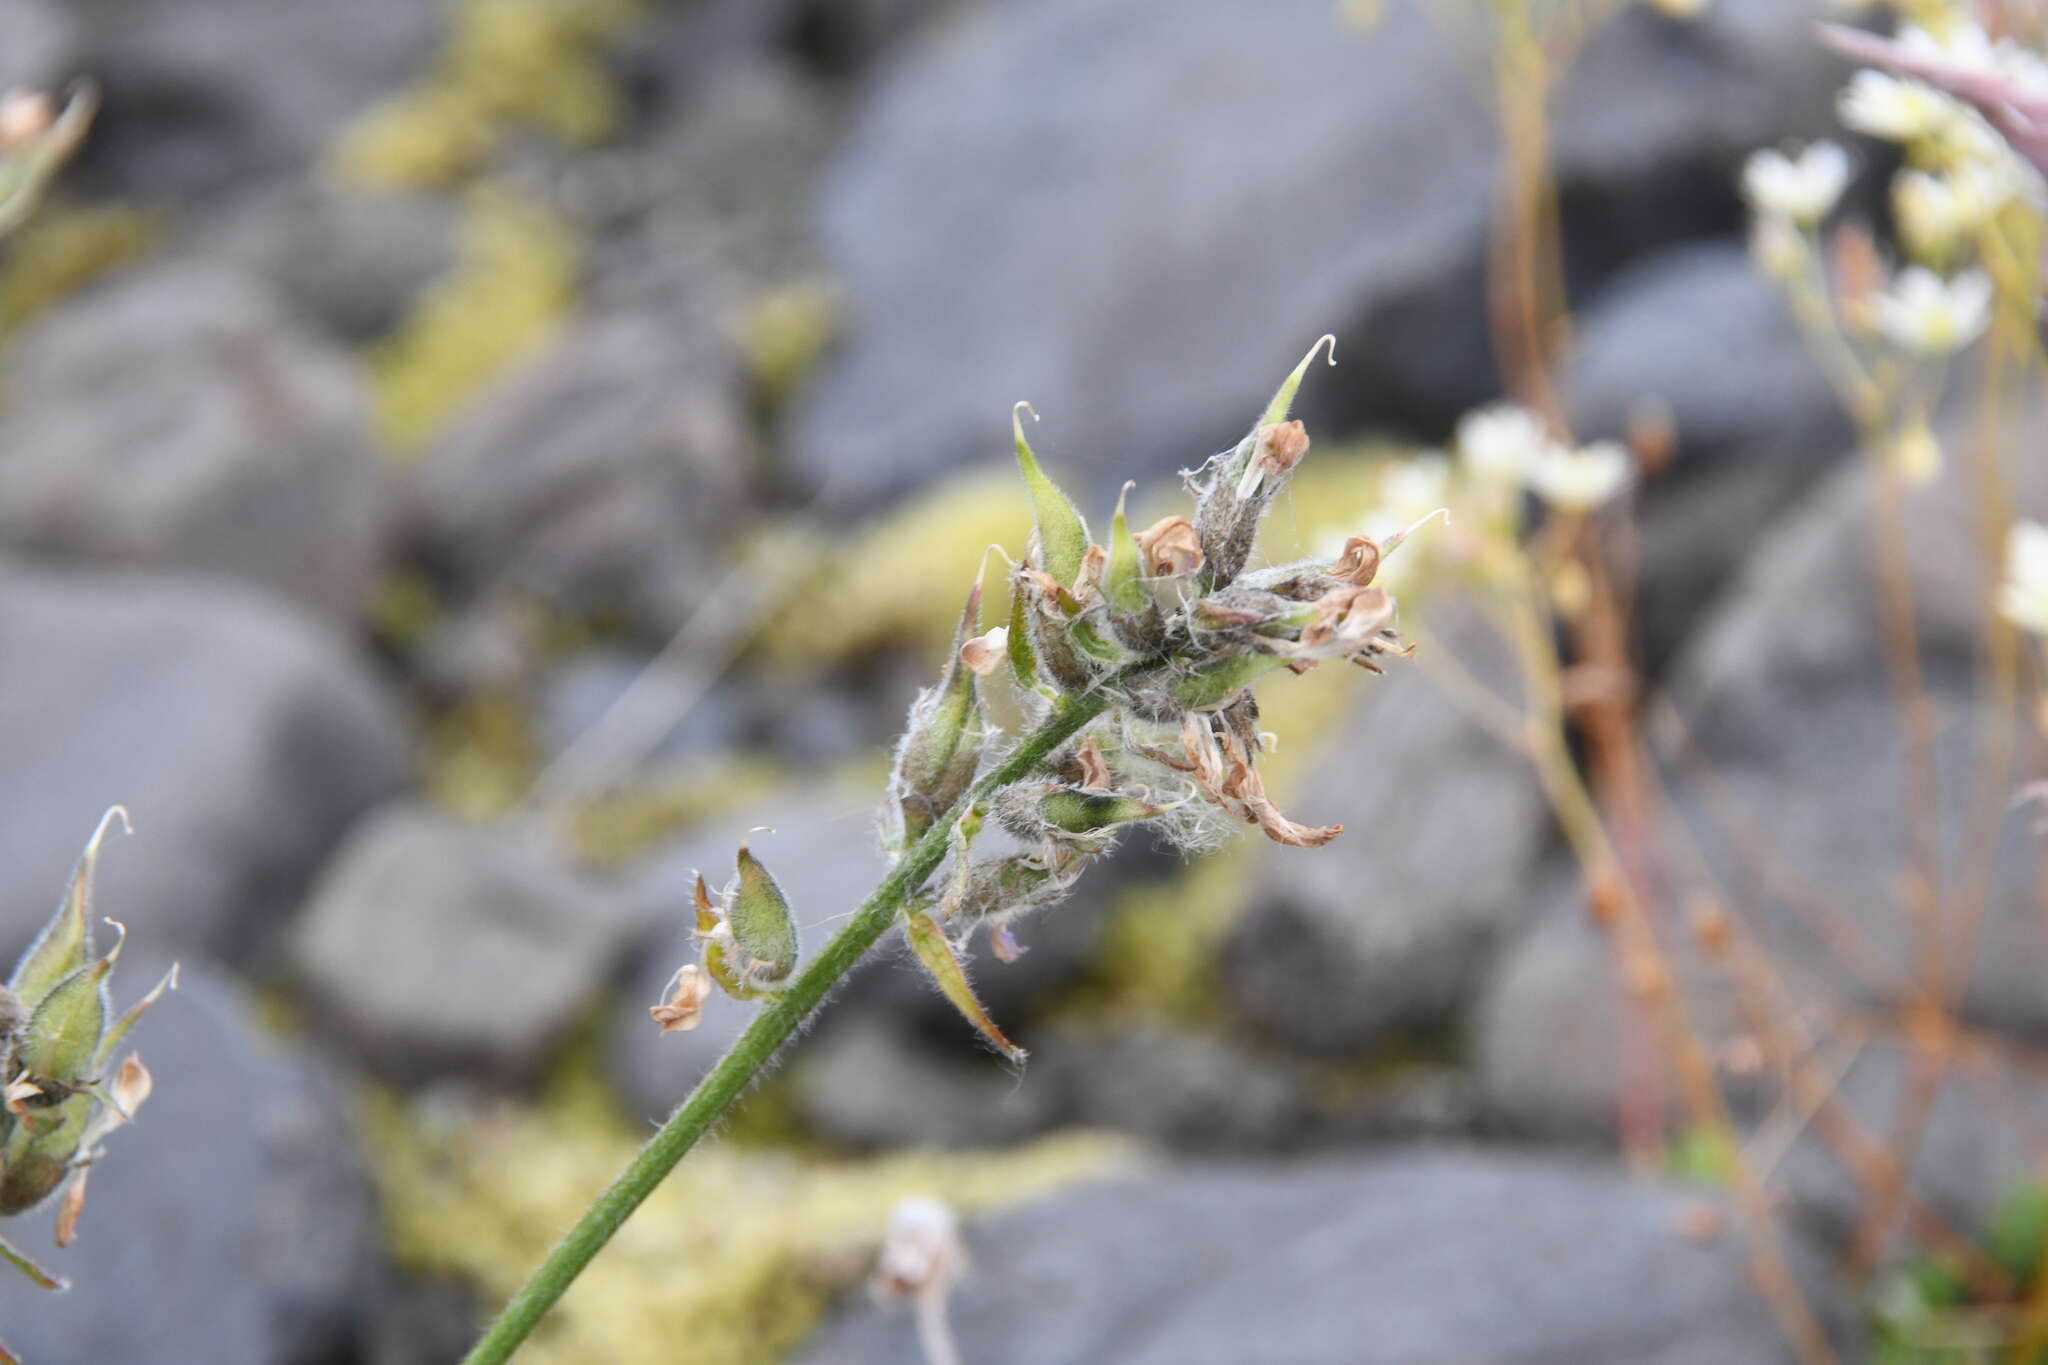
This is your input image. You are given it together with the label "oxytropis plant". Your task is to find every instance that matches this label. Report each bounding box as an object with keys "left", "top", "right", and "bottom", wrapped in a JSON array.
[
  {"left": 0, "top": 810, "right": 172, "bottom": 1365},
  {"left": 467, "top": 339, "right": 1422, "bottom": 1364}
]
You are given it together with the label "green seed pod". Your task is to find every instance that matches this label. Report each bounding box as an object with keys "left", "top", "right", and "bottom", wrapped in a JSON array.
[
  {"left": 890, "top": 587, "right": 986, "bottom": 850},
  {"left": 729, "top": 839, "right": 799, "bottom": 985},
  {"left": 1011, "top": 402, "right": 1089, "bottom": 592},
  {"left": 1169, "top": 653, "right": 1292, "bottom": 711},
  {"left": 1038, "top": 789, "right": 1162, "bottom": 834}
]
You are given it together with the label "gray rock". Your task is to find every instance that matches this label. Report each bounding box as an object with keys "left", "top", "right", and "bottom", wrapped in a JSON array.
[
  {"left": 788, "top": 1016, "right": 1313, "bottom": 1151},
  {"left": 789, "top": 0, "right": 1841, "bottom": 509},
  {"left": 1657, "top": 412, "right": 2048, "bottom": 1034},
  {"left": 211, "top": 182, "right": 459, "bottom": 343},
  {"left": 411, "top": 304, "right": 755, "bottom": 632},
  {"left": 1566, "top": 240, "right": 1851, "bottom": 675},
  {"left": 1224, "top": 603, "right": 1552, "bottom": 1055},
  {"left": 794, "top": 1149, "right": 1860, "bottom": 1364},
  {"left": 74, "top": 0, "right": 440, "bottom": 197},
  {"left": 0, "top": 0, "right": 76, "bottom": 93},
  {"left": 291, "top": 804, "right": 651, "bottom": 1087},
  {"left": 1473, "top": 868, "right": 1745, "bottom": 1142},
  {"left": 0, "top": 958, "right": 378, "bottom": 1365},
  {"left": 0, "top": 563, "right": 410, "bottom": 960},
  {"left": 1475, "top": 882, "right": 2048, "bottom": 1258},
  {"left": 0, "top": 261, "right": 387, "bottom": 621}
]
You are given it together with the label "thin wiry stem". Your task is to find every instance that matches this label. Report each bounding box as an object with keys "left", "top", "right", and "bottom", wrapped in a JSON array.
[{"left": 459, "top": 686, "right": 1116, "bottom": 1365}]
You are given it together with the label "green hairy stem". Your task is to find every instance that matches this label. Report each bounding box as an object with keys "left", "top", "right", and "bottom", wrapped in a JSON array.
[{"left": 460, "top": 687, "right": 1114, "bottom": 1365}]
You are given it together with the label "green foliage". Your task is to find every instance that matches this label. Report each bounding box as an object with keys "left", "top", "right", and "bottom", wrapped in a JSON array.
[
  {"left": 367, "top": 185, "right": 577, "bottom": 454},
  {"left": 1872, "top": 1182, "right": 2048, "bottom": 1364},
  {"left": 1664, "top": 1125, "right": 1737, "bottom": 1188},
  {"left": 0, "top": 204, "right": 156, "bottom": 336}
]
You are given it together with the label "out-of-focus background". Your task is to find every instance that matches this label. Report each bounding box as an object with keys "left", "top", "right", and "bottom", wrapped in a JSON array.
[{"left": 3, "top": 0, "right": 2047, "bottom": 1360}]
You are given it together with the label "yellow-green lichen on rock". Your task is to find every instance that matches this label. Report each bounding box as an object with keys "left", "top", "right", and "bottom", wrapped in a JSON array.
[
  {"left": 365, "top": 1076, "right": 1134, "bottom": 1365},
  {"left": 368, "top": 184, "right": 577, "bottom": 455},
  {"left": 333, "top": 0, "right": 642, "bottom": 191}
]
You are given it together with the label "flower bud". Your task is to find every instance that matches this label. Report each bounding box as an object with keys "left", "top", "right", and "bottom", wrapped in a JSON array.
[
  {"left": 904, "top": 909, "right": 1025, "bottom": 1062},
  {"left": 889, "top": 586, "right": 987, "bottom": 850}
]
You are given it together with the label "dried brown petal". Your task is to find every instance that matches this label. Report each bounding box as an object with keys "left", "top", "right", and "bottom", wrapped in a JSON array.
[
  {"left": 1331, "top": 535, "right": 1381, "bottom": 586},
  {"left": 959, "top": 627, "right": 1009, "bottom": 676},
  {"left": 1134, "top": 516, "right": 1204, "bottom": 578},
  {"left": 53, "top": 1167, "right": 88, "bottom": 1248},
  {"left": 650, "top": 964, "right": 713, "bottom": 1034},
  {"left": 1075, "top": 736, "right": 1112, "bottom": 791}
]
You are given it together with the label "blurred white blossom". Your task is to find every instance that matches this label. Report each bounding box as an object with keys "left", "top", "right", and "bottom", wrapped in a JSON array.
[
  {"left": 1866, "top": 266, "right": 1992, "bottom": 353},
  {"left": 1998, "top": 520, "right": 2048, "bottom": 638},
  {"left": 1743, "top": 142, "right": 1851, "bottom": 226},
  {"left": 1456, "top": 404, "right": 1551, "bottom": 483},
  {"left": 1839, "top": 70, "right": 1959, "bottom": 142},
  {"left": 1526, "top": 440, "right": 1631, "bottom": 513}
]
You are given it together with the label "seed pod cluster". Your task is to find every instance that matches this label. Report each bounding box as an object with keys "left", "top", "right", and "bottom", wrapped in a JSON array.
[{"left": 0, "top": 808, "right": 174, "bottom": 1305}]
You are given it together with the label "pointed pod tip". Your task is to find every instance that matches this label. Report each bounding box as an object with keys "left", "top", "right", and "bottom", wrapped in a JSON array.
[{"left": 87, "top": 806, "right": 133, "bottom": 854}]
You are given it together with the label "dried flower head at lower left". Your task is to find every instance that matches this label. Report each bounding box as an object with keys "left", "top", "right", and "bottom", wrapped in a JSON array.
[{"left": 0, "top": 807, "right": 176, "bottom": 1325}]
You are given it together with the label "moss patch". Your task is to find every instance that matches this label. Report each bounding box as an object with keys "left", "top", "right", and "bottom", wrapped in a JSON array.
[
  {"left": 367, "top": 184, "right": 577, "bottom": 454},
  {"left": 364, "top": 1078, "right": 1134, "bottom": 1364},
  {"left": 333, "top": 0, "right": 641, "bottom": 191}
]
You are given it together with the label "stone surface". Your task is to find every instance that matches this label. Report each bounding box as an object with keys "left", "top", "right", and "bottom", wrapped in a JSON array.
[
  {"left": 788, "top": 1016, "right": 1314, "bottom": 1151},
  {"left": 212, "top": 182, "right": 459, "bottom": 343},
  {"left": 789, "top": 0, "right": 1841, "bottom": 510},
  {"left": 73, "top": 0, "right": 439, "bottom": 197},
  {"left": 1565, "top": 240, "right": 1851, "bottom": 676},
  {"left": 291, "top": 804, "right": 652, "bottom": 1086},
  {"left": 410, "top": 303, "right": 755, "bottom": 632},
  {"left": 1658, "top": 416, "right": 2048, "bottom": 1034},
  {"left": 0, "top": 958, "right": 379, "bottom": 1365},
  {"left": 0, "top": 261, "right": 387, "bottom": 621},
  {"left": 794, "top": 1150, "right": 1860, "bottom": 1364},
  {"left": 0, "top": 563, "right": 410, "bottom": 961},
  {"left": 0, "top": 0, "right": 77, "bottom": 94},
  {"left": 1224, "top": 603, "right": 1552, "bottom": 1055}
]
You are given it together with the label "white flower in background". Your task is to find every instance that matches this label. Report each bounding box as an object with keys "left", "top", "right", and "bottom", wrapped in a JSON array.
[
  {"left": 1742, "top": 142, "right": 1851, "bottom": 226},
  {"left": 1866, "top": 266, "right": 1993, "bottom": 353},
  {"left": 1456, "top": 404, "right": 1551, "bottom": 483},
  {"left": 1894, "top": 166, "right": 2001, "bottom": 257},
  {"left": 1839, "top": 70, "right": 1959, "bottom": 142},
  {"left": 1525, "top": 440, "right": 1632, "bottom": 513},
  {"left": 1898, "top": 21, "right": 2048, "bottom": 99},
  {"left": 1375, "top": 453, "right": 1451, "bottom": 532},
  {"left": 1997, "top": 520, "right": 2048, "bottom": 637}
]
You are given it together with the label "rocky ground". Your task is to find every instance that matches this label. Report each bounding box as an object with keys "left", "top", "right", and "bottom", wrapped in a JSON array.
[{"left": 0, "top": 0, "right": 2039, "bottom": 1362}]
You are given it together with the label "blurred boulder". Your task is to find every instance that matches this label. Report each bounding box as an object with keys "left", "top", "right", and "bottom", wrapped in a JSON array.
[
  {"left": 0, "top": 261, "right": 387, "bottom": 621},
  {"left": 1223, "top": 603, "right": 1551, "bottom": 1055},
  {"left": 0, "top": 0, "right": 76, "bottom": 93},
  {"left": 1475, "top": 877, "right": 2048, "bottom": 1258},
  {"left": 213, "top": 182, "right": 459, "bottom": 343},
  {"left": 789, "top": 0, "right": 1842, "bottom": 509},
  {"left": 794, "top": 1149, "right": 1859, "bottom": 1364},
  {"left": 788, "top": 1016, "right": 1312, "bottom": 1151},
  {"left": 1566, "top": 240, "right": 1850, "bottom": 676},
  {"left": 73, "top": 0, "right": 439, "bottom": 198},
  {"left": 291, "top": 804, "right": 651, "bottom": 1087},
  {"left": 0, "top": 959, "right": 378, "bottom": 1365},
  {"left": 410, "top": 303, "right": 755, "bottom": 632},
  {"left": 1658, "top": 414, "right": 2048, "bottom": 1036},
  {"left": 0, "top": 563, "right": 410, "bottom": 960}
]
